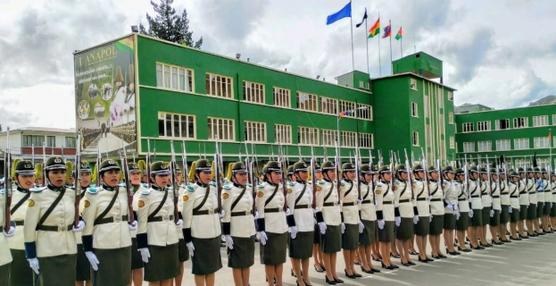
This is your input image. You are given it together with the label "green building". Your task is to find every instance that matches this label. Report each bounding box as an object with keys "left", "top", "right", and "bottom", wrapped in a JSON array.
[
  {"left": 74, "top": 34, "right": 456, "bottom": 164},
  {"left": 455, "top": 104, "right": 556, "bottom": 167}
]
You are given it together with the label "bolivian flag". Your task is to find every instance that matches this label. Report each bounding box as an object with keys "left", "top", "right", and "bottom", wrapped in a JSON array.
[{"left": 368, "top": 18, "right": 380, "bottom": 38}]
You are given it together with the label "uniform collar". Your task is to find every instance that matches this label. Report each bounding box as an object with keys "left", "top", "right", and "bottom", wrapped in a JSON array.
[
  {"left": 152, "top": 184, "right": 167, "bottom": 191},
  {"left": 102, "top": 184, "right": 118, "bottom": 191},
  {"left": 233, "top": 183, "right": 245, "bottom": 188},
  {"left": 196, "top": 182, "right": 208, "bottom": 188},
  {"left": 47, "top": 184, "right": 65, "bottom": 192},
  {"left": 16, "top": 186, "right": 30, "bottom": 193},
  {"left": 295, "top": 180, "right": 306, "bottom": 184}
]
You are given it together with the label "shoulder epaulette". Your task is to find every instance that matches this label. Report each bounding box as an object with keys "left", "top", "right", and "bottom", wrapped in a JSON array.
[
  {"left": 86, "top": 186, "right": 99, "bottom": 195},
  {"left": 30, "top": 186, "right": 46, "bottom": 193},
  {"left": 140, "top": 188, "right": 151, "bottom": 195},
  {"left": 186, "top": 184, "right": 196, "bottom": 192},
  {"left": 223, "top": 183, "right": 232, "bottom": 190}
]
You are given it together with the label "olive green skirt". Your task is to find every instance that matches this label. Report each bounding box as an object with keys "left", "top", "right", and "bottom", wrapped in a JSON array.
[
  {"left": 359, "top": 220, "right": 376, "bottom": 246},
  {"left": 527, "top": 204, "right": 537, "bottom": 220},
  {"left": 415, "top": 217, "right": 430, "bottom": 236},
  {"left": 537, "top": 202, "right": 544, "bottom": 218},
  {"left": 396, "top": 218, "right": 414, "bottom": 240},
  {"left": 191, "top": 237, "right": 222, "bottom": 275},
  {"left": 260, "top": 232, "right": 288, "bottom": 265},
  {"left": 94, "top": 247, "right": 131, "bottom": 286},
  {"left": 500, "top": 205, "right": 510, "bottom": 224},
  {"left": 551, "top": 204, "right": 556, "bottom": 217},
  {"left": 289, "top": 231, "right": 313, "bottom": 259},
  {"left": 0, "top": 263, "right": 10, "bottom": 286},
  {"left": 520, "top": 205, "right": 528, "bottom": 221},
  {"left": 321, "top": 225, "right": 342, "bottom": 253},
  {"left": 489, "top": 210, "right": 500, "bottom": 226},
  {"left": 10, "top": 249, "right": 35, "bottom": 286},
  {"left": 75, "top": 245, "right": 91, "bottom": 282},
  {"left": 313, "top": 224, "right": 321, "bottom": 244},
  {"left": 510, "top": 208, "right": 520, "bottom": 223},
  {"left": 429, "top": 215, "right": 444, "bottom": 235},
  {"left": 38, "top": 254, "right": 77, "bottom": 286},
  {"left": 544, "top": 202, "right": 551, "bottom": 216},
  {"left": 378, "top": 221, "right": 395, "bottom": 243},
  {"left": 228, "top": 236, "right": 255, "bottom": 268},
  {"left": 145, "top": 243, "right": 179, "bottom": 281},
  {"left": 342, "top": 224, "right": 360, "bottom": 250},
  {"left": 482, "top": 207, "right": 492, "bottom": 226},
  {"left": 178, "top": 239, "right": 189, "bottom": 262},
  {"left": 444, "top": 213, "right": 456, "bottom": 230},
  {"left": 456, "top": 212, "right": 469, "bottom": 231},
  {"left": 130, "top": 238, "right": 144, "bottom": 269}
]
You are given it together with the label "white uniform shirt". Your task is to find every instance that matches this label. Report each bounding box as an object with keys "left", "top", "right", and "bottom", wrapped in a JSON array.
[
  {"left": 509, "top": 182, "right": 520, "bottom": 209},
  {"left": 429, "top": 181, "right": 445, "bottom": 216},
  {"left": 413, "top": 179, "right": 430, "bottom": 217},
  {"left": 443, "top": 180, "right": 458, "bottom": 214},
  {"left": 375, "top": 181, "right": 395, "bottom": 221},
  {"left": 181, "top": 182, "right": 221, "bottom": 239},
  {"left": 481, "top": 180, "right": 492, "bottom": 208},
  {"left": 491, "top": 181, "right": 501, "bottom": 211},
  {"left": 0, "top": 190, "right": 13, "bottom": 266},
  {"left": 527, "top": 178, "right": 537, "bottom": 204},
  {"left": 519, "top": 178, "right": 529, "bottom": 206},
  {"left": 255, "top": 181, "right": 288, "bottom": 234},
  {"left": 455, "top": 181, "right": 470, "bottom": 212},
  {"left": 287, "top": 181, "right": 314, "bottom": 232},
  {"left": 537, "top": 179, "right": 545, "bottom": 203},
  {"left": 221, "top": 182, "right": 256, "bottom": 237},
  {"left": 340, "top": 179, "right": 361, "bottom": 225},
  {"left": 469, "top": 179, "right": 482, "bottom": 210},
  {"left": 315, "top": 179, "right": 341, "bottom": 226},
  {"left": 8, "top": 187, "right": 31, "bottom": 250},
  {"left": 359, "top": 182, "right": 376, "bottom": 221},
  {"left": 500, "top": 181, "right": 511, "bottom": 206},
  {"left": 135, "top": 185, "right": 179, "bottom": 247},
  {"left": 394, "top": 180, "right": 414, "bottom": 218}
]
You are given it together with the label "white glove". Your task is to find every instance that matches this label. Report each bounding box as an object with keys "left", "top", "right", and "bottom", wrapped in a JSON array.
[
  {"left": 490, "top": 209, "right": 495, "bottom": 218},
  {"left": 128, "top": 220, "right": 138, "bottom": 231},
  {"left": 85, "top": 251, "right": 100, "bottom": 271},
  {"left": 429, "top": 216, "right": 433, "bottom": 223},
  {"left": 224, "top": 235, "right": 234, "bottom": 249},
  {"left": 508, "top": 207, "right": 513, "bottom": 214},
  {"left": 28, "top": 258, "right": 40, "bottom": 274},
  {"left": 318, "top": 222, "right": 327, "bottom": 234},
  {"left": 138, "top": 247, "right": 151, "bottom": 263},
  {"left": 72, "top": 220, "right": 85, "bottom": 232},
  {"left": 174, "top": 219, "right": 183, "bottom": 227},
  {"left": 446, "top": 203, "right": 454, "bottom": 212},
  {"left": 358, "top": 221, "right": 365, "bottom": 233},
  {"left": 257, "top": 231, "right": 268, "bottom": 246},
  {"left": 377, "top": 219, "right": 385, "bottom": 230},
  {"left": 341, "top": 223, "right": 346, "bottom": 234},
  {"left": 186, "top": 242, "right": 195, "bottom": 257},
  {"left": 455, "top": 211, "right": 461, "bottom": 220},
  {"left": 469, "top": 209, "right": 474, "bottom": 218},
  {"left": 413, "top": 215, "right": 419, "bottom": 224},
  {"left": 3, "top": 225, "right": 16, "bottom": 237},
  {"left": 454, "top": 204, "right": 459, "bottom": 212},
  {"left": 289, "top": 226, "right": 298, "bottom": 239},
  {"left": 395, "top": 216, "right": 401, "bottom": 227}
]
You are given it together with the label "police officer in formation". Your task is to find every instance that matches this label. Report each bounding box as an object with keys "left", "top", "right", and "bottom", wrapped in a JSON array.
[
  {"left": 393, "top": 165, "right": 415, "bottom": 266},
  {"left": 75, "top": 161, "right": 93, "bottom": 286}
]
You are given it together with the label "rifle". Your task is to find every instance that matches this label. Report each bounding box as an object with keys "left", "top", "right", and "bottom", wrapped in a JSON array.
[
  {"left": 421, "top": 148, "right": 430, "bottom": 193},
  {"left": 464, "top": 154, "right": 470, "bottom": 200},
  {"left": 73, "top": 135, "right": 82, "bottom": 227},
  {"left": 404, "top": 149, "right": 414, "bottom": 200},
  {"left": 42, "top": 142, "right": 47, "bottom": 186},
  {"left": 181, "top": 140, "right": 189, "bottom": 187},
  {"left": 169, "top": 141, "right": 179, "bottom": 223},
  {"left": 95, "top": 147, "right": 101, "bottom": 187},
  {"left": 146, "top": 139, "right": 152, "bottom": 188},
  {"left": 214, "top": 141, "right": 223, "bottom": 213},
  {"left": 355, "top": 147, "right": 361, "bottom": 201},
  {"left": 120, "top": 143, "right": 135, "bottom": 224},
  {"left": 487, "top": 156, "right": 492, "bottom": 195},
  {"left": 3, "top": 129, "right": 12, "bottom": 232},
  {"left": 278, "top": 143, "right": 288, "bottom": 211},
  {"left": 310, "top": 146, "right": 317, "bottom": 209}
]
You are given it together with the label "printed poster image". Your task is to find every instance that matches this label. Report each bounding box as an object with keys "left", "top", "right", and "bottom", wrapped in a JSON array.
[{"left": 74, "top": 35, "right": 136, "bottom": 154}]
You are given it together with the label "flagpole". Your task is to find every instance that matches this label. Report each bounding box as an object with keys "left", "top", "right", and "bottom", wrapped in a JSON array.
[
  {"left": 364, "top": 13, "right": 370, "bottom": 78},
  {"left": 400, "top": 28, "right": 403, "bottom": 57},
  {"left": 389, "top": 19, "right": 393, "bottom": 74},
  {"left": 378, "top": 13, "right": 381, "bottom": 76},
  {"left": 349, "top": 1, "right": 355, "bottom": 72}
]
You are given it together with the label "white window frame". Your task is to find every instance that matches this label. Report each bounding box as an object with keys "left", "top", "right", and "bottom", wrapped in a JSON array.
[
  {"left": 321, "top": 129, "right": 336, "bottom": 147},
  {"left": 533, "top": 137, "right": 550, "bottom": 149},
  {"left": 156, "top": 62, "right": 194, "bottom": 92},
  {"left": 320, "top": 97, "right": 338, "bottom": 115},
  {"left": 274, "top": 124, "right": 292, "bottom": 144},
  {"left": 410, "top": 78, "right": 417, "bottom": 90},
  {"left": 477, "top": 140, "right": 492, "bottom": 152},
  {"left": 207, "top": 117, "right": 235, "bottom": 141},
  {"left": 298, "top": 126, "right": 320, "bottom": 145},
  {"left": 463, "top": 142, "right": 475, "bottom": 153},
  {"left": 243, "top": 81, "right": 265, "bottom": 104},
  {"left": 412, "top": 131, "right": 419, "bottom": 146},
  {"left": 341, "top": 131, "right": 357, "bottom": 147},
  {"left": 297, "top": 92, "right": 318, "bottom": 112},
  {"left": 273, "top": 87, "right": 291, "bottom": 108},
  {"left": 338, "top": 100, "right": 357, "bottom": 118},
  {"left": 477, "top": 121, "right": 491, "bottom": 132},
  {"left": 357, "top": 104, "right": 373, "bottom": 121},
  {"left": 158, "top": 112, "right": 196, "bottom": 139},
  {"left": 449, "top": 136, "right": 455, "bottom": 149},
  {"left": 495, "top": 119, "right": 510, "bottom": 130},
  {"left": 513, "top": 117, "right": 528, "bottom": 128},
  {"left": 552, "top": 114, "right": 556, "bottom": 125},
  {"left": 514, "top": 138, "right": 529, "bottom": 150},
  {"left": 358, "top": 133, "right": 374, "bottom": 149},
  {"left": 244, "top": 121, "right": 266, "bottom": 143},
  {"left": 532, "top": 115, "right": 549, "bottom": 127},
  {"left": 495, "top": 139, "right": 511, "bottom": 151},
  {"left": 447, "top": 91, "right": 454, "bottom": 101},
  {"left": 205, "top": 73, "right": 233, "bottom": 98},
  {"left": 411, "top": 102, "right": 418, "bottom": 117},
  {"left": 462, "top": 122, "right": 475, "bottom": 133}
]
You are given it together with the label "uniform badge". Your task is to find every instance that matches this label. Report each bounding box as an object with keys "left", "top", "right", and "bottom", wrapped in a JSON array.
[
  {"left": 222, "top": 192, "right": 230, "bottom": 200},
  {"left": 84, "top": 200, "right": 90, "bottom": 208},
  {"left": 287, "top": 188, "right": 293, "bottom": 194},
  {"left": 316, "top": 186, "right": 322, "bottom": 192},
  {"left": 257, "top": 191, "right": 264, "bottom": 198},
  {"left": 138, "top": 200, "right": 145, "bottom": 208},
  {"left": 28, "top": 199, "right": 35, "bottom": 207},
  {"left": 182, "top": 195, "right": 189, "bottom": 202},
  {"left": 375, "top": 189, "right": 382, "bottom": 195}
]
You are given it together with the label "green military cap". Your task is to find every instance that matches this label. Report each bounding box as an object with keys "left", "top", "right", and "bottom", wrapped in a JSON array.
[
  {"left": 541, "top": 168, "right": 547, "bottom": 173},
  {"left": 428, "top": 166, "right": 438, "bottom": 173},
  {"left": 509, "top": 170, "right": 519, "bottom": 177},
  {"left": 15, "top": 160, "right": 35, "bottom": 176},
  {"left": 360, "top": 164, "right": 372, "bottom": 174},
  {"left": 45, "top": 156, "right": 66, "bottom": 171},
  {"left": 263, "top": 161, "right": 282, "bottom": 174},
  {"left": 478, "top": 167, "right": 487, "bottom": 173},
  {"left": 518, "top": 167, "right": 524, "bottom": 173},
  {"left": 293, "top": 161, "right": 308, "bottom": 173},
  {"left": 396, "top": 164, "right": 407, "bottom": 173},
  {"left": 195, "top": 159, "right": 212, "bottom": 172},
  {"left": 287, "top": 165, "right": 294, "bottom": 175},
  {"left": 314, "top": 162, "right": 322, "bottom": 172},
  {"left": 379, "top": 165, "right": 391, "bottom": 174},
  {"left": 79, "top": 160, "right": 92, "bottom": 172},
  {"left": 230, "top": 162, "right": 247, "bottom": 174},
  {"left": 151, "top": 161, "right": 171, "bottom": 175},
  {"left": 455, "top": 168, "right": 464, "bottom": 174},
  {"left": 321, "top": 161, "right": 335, "bottom": 171},
  {"left": 443, "top": 166, "right": 454, "bottom": 173},
  {"left": 342, "top": 162, "right": 355, "bottom": 172},
  {"left": 413, "top": 164, "right": 424, "bottom": 172},
  {"left": 99, "top": 159, "right": 120, "bottom": 174},
  {"left": 526, "top": 167, "right": 534, "bottom": 173},
  {"left": 127, "top": 161, "right": 141, "bottom": 173},
  {"left": 533, "top": 167, "right": 541, "bottom": 172},
  {"left": 469, "top": 166, "right": 479, "bottom": 173},
  {"left": 489, "top": 168, "right": 497, "bottom": 173}
]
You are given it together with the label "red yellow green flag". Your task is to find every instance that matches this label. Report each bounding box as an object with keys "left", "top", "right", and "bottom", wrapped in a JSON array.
[
  {"left": 368, "top": 18, "right": 380, "bottom": 38},
  {"left": 395, "top": 27, "right": 403, "bottom": 40}
]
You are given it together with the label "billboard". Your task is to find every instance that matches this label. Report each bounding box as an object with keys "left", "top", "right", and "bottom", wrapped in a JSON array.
[{"left": 74, "top": 35, "right": 136, "bottom": 154}]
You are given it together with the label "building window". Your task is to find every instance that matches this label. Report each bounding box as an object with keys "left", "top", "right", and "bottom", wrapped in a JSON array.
[
  {"left": 496, "top": 139, "right": 511, "bottom": 151},
  {"left": 495, "top": 119, "right": 510, "bottom": 130},
  {"left": 341, "top": 131, "right": 357, "bottom": 147},
  {"left": 448, "top": 112, "right": 454, "bottom": 124},
  {"left": 321, "top": 129, "right": 336, "bottom": 146},
  {"left": 477, "top": 140, "right": 492, "bottom": 152},
  {"left": 338, "top": 100, "right": 357, "bottom": 117},
  {"left": 358, "top": 80, "right": 370, "bottom": 89},
  {"left": 156, "top": 63, "right": 193, "bottom": 92},
  {"left": 410, "top": 102, "right": 418, "bottom": 117},
  {"left": 412, "top": 131, "right": 419, "bottom": 146},
  {"left": 533, "top": 137, "right": 550, "bottom": 149},
  {"left": 449, "top": 136, "right": 455, "bottom": 149},
  {"left": 274, "top": 124, "right": 292, "bottom": 144},
  {"left": 205, "top": 73, "right": 233, "bottom": 98},
  {"left": 320, "top": 97, "right": 338, "bottom": 115},
  {"left": 463, "top": 142, "right": 475, "bottom": 153},
  {"left": 552, "top": 114, "right": 556, "bottom": 125},
  {"left": 447, "top": 91, "right": 454, "bottom": 101},
  {"left": 208, "top": 117, "right": 235, "bottom": 141},
  {"left": 47, "top": 136, "right": 56, "bottom": 147},
  {"left": 462, "top": 122, "right": 475, "bottom": 132},
  {"left": 532, "top": 115, "right": 549, "bottom": 127},
  {"left": 158, "top": 112, "right": 196, "bottom": 139},
  {"left": 244, "top": 121, "right": 266, "bottom": 143},
  {"left": 297, "top": 92, "right": 318, "bottom": 112},
  {"left": 65, "top": 137, "right": 76, "bottom": 148},
  {"left": 22, "top": 135, "right": 45, "bottom": 147},
  {"left": 477, "top": 121, "right": 491, "bottom": 131},
  {"left": 357, "top": 104, "right": 373, "bottom": 120},
  {"left": 359, "top": 133, "right": 374, "bottom": 148},
  {"left": 243, "top": 81, "right": 265, "bottom": 104},
  {"left": 273, "top": 87, "right": 291, "bottom": 108},
  {"left": 513, "top": 117, "right": 528, "bottom": 128},
  {"left": 298, "top": 126, "right": 319, "bottom": 145},
  {"left": 514, "top": 138, "right": 529, "bottom": 150},
  {"left": 410, "top": 78, "right": 417, "bottom": 90}
]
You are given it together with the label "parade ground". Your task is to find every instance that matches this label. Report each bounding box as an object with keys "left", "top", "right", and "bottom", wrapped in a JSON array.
[{"left": 175, "top": 233, "right": 556, "bottom": 286}]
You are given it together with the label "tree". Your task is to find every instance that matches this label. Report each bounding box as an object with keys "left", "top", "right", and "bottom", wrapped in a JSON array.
[{"left": 140, "top": 0, "right": 203, "bottom": 48}]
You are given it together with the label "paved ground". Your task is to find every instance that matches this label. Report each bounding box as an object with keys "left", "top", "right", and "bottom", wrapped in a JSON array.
[{"left": 171, "top": 232, "right": 556, "bottom": 286}]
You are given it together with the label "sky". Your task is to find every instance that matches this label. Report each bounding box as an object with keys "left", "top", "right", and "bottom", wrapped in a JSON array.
[{"left": 0, "top": 0, "right": 555, "bottom": 130}]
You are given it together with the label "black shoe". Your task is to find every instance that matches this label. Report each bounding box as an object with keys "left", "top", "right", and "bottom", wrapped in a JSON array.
[
  {"left": 360, "top": 266, "right": 374, "bottom": 274},
  {"left": 432, "top": 255, "right": 440, "bottom": 259},
  {"left": 418, "top": 258, "right": 429, "bottom": 263},
  {"left": 426, "top": 257, "right": 434, "bottom": 262},
  {"left": 408, "top": 261, "right": 416, "bottom": 266},
  {"left": 334, "top": 278, "right": 344, "bottom": 284},
  {"left": 447, "top": 251, "right": 458, "bottom": 256},
  {"left": 439, "top": 254, "right": 447, "bottom": 259},
  {"left": 392, "top": 264, "right": 399, "bottom": 269},
  {"left": 501, "top": 239, "right": 511, "bottom": 243},
  {"left": 409, "top": 251, "right": 419, "bottom": 255},
  {"left": 314, "top": 264, "right": 325, "bottom": 273},
  {"left": 402, "top": 262, "right": 411, "bottom": 267},
  {"left": 461, "top": 248, "right": 472, "bottom": 253},
  {"left": 391, "top": 254, "right": 401, "bottom": 259},
  {"left": 371, "top": 268, "right": 381, "bottom": 273},
  {"left": 344, "top": 270, "right": 356, "bottom": 279},
  {"left": 325, "top": 276, "right": 337, "bottom": 285},
  {"left": 353, "top": 272, "right": 362, "bottom": 278},
  {"left": 493, "top": 241, "right": 503, "bottom": 245}
]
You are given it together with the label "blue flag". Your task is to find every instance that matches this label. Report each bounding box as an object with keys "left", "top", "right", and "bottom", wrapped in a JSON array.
[{"left": 326, "top": 2, "right": 352, "bottom": 25}]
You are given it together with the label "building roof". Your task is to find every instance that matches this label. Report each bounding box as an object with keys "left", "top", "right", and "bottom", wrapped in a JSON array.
[
  {"left": 371, "top": 72, "right": 457, "bottom": 91},
  {"left": 0, "top": 127, "right": 76, "bottom": 135},
  {"left": 455, "top": 103, "right": 494, "bottom": 114}
]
